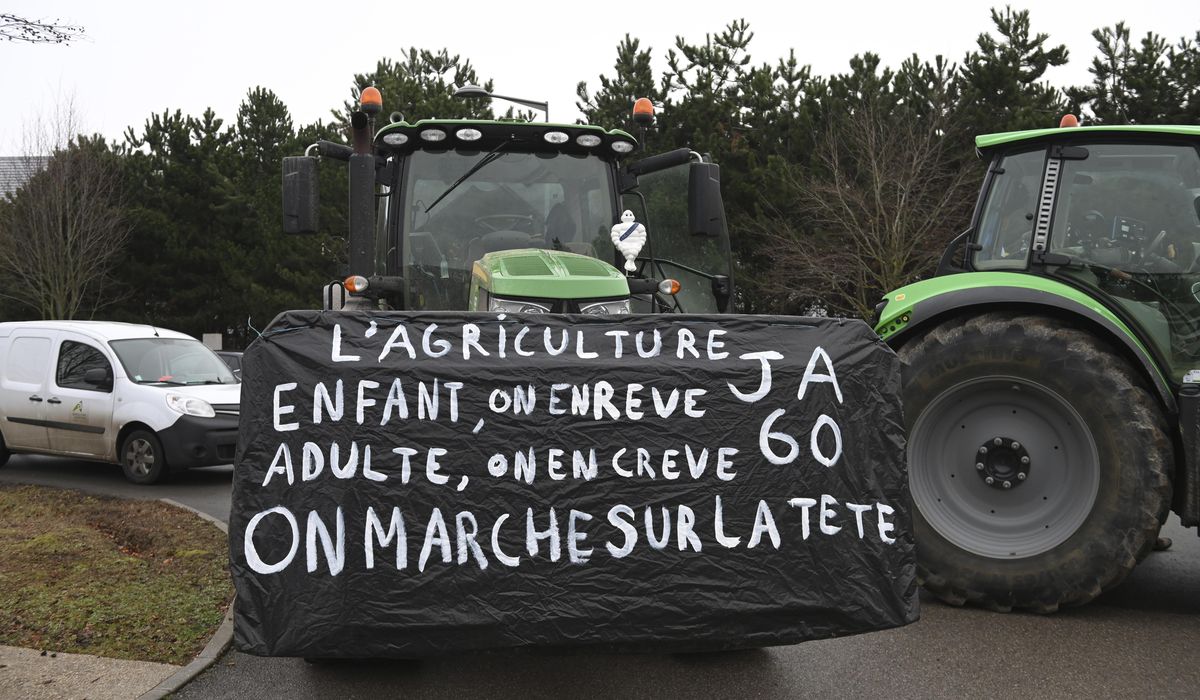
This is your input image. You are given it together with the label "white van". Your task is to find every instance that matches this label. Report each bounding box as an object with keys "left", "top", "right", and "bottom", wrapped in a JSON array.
[{"left": 0, "top": 321, "right": 240, "bottom": 484}]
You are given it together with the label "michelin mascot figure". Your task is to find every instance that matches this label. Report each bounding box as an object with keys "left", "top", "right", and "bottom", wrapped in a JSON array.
[{"left": 610, "top": 210, "right": 647, "bottom": 273}]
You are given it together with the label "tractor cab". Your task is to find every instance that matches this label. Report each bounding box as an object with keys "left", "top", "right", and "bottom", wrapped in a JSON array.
[
  {"left": 873, "top": 121, "right": 1200, "bottom": 614},
  {"left": 954, "top": 125, "right": 1200, "bottom": 383},
  {"left": 283, "top": 92, "right": 735, "bottom": 317}
]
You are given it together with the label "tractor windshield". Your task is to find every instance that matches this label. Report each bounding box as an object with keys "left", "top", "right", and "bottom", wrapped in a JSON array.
[
  {"left": 398, "top": 149, "right": 617, "bottom": 310},
  {"left": 1047, "top": 142, "right": 1200, "bottom": 380}
]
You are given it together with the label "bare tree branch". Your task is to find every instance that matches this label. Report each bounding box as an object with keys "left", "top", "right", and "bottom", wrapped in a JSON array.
[
  {"left": 0, "top": 13, "right": 84, "bottom": 44},
  {"left": 0, "top": 99, "right": 129, "bottom": 319},
  {"left": 753, "top": 106, "right": 977, "bottom": 318}
]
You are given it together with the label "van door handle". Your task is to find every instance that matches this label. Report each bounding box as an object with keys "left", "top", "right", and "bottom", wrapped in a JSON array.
[
  {"left": 47, "top": 398, "right": 62, "bottom": 404},
  {"left": 29, "top": 395, "right": 43, "bottom": 402}
]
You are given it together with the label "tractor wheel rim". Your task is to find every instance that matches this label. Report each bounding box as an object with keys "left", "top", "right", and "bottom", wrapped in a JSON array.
[
  {"left": 125, "top": 439, "right": 155, "bottom": 477},
  {"left": 909, "top": 376, "right": 1100, "bottom": 559}
]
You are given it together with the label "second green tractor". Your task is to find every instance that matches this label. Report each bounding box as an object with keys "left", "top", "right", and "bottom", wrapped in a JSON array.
[{"left": 876, "top": 122, "right": 1200, "bottom": 612}]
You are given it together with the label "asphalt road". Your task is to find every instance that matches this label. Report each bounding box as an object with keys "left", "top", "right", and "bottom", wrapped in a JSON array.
[
  {"left": 2, "top": 454, "right": 1198, "bottom": 698},
  {"left": 0, "top": 453, "right": 233, "bottom": 521}
]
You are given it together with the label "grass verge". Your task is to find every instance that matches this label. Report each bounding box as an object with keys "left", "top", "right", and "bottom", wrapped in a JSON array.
[{"left": 0, "top": 483, "right": 232, "bottom": 665}]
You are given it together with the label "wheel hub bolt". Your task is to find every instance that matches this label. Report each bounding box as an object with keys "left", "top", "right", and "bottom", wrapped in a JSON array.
[{"left": 975, "top": 436, "right": 1032, "bottom": 490}]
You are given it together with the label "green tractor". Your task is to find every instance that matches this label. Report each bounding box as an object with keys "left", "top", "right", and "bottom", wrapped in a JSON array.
[
  {"left": 283, "top": 89, "right": 734, "bottom": 317},
  {"left": 238, "top": 87, "right": 915, "bottom": 659},
  {"left": 874, "top": 120, "right": 1200, "bottom": 612}
]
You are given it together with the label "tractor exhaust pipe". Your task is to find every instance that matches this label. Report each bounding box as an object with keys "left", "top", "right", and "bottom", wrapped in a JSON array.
[{"left": 347, "top": 111, "right": 374, "bottom": 282}]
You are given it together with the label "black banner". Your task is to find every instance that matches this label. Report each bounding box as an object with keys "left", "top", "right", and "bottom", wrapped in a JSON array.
[{"left": 230, "top": 311, "right": 916, "bottom": 657}]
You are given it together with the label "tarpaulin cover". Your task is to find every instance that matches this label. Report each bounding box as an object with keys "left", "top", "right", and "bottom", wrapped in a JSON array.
[{"left": 229, "top": 310, "right": 916, "bottom": 657}]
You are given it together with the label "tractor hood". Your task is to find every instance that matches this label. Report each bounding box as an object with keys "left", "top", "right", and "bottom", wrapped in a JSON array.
[{"left": 472, "top": 249, "right": 629, "bottom": 300}]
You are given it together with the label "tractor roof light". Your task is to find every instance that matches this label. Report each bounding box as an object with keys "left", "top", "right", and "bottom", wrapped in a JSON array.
[
  {"left": 359, "top": 87, "right": 383, "bottom": 116},
  {"left": 456, "top": 128, "right": 482, "bottom": 141},
  {"left": 344, "top": 275, "right": 369, "bottom": 294},
  {"left": 1060, "top": 114, "right": 1080, "bottom": 128},
  {"left": 576, "top": 134, "right": 602, "bottom": 147},
  {"left": 633, "top": 97, "right": 654, "bottom": 127},
  {"left": 420, "top": 129, "right": 447, "bottom": 142},
  {"left": 543, "top": 131, "right": 569, "bottom": 144},
  {"left": 611, "top": 141, "right": 634, "bottom": 154},
  {"left": 382, "top": 132, "right": 408, "bottom": 146}
]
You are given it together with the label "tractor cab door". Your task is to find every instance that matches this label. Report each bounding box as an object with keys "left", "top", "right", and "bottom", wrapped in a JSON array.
[
  {"left": 971, "top": 147, "right": 1046, "bottom": 272},
  {"left": 1045, "top": 140, "right": 1200, "bottom": 382},
  {"left": 623, "top": 163, "right": 735, "bottom": 313},
  {"left": 968, "top": 140, "right": 1200, "bottom": 384}
]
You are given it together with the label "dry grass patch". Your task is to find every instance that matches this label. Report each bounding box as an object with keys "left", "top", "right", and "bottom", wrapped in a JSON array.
[{"left": 0, "top": 484, "right": 232, "bottom": 665}]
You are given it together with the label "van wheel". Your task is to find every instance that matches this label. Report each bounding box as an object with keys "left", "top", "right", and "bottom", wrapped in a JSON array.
[{"left": 121, "top": 430, "right": 168, "bottom": 484}]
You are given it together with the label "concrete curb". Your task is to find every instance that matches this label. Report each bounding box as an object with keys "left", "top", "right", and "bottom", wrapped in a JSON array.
[
  {"left": 137, "top": 498, "right": 236, "bottom": 700},
  {"left": 159, "top": 497, "right": 229, "bottom": 535}
]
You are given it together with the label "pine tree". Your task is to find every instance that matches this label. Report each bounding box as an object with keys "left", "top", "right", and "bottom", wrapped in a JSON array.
[
  {"left": 957, "top": 7, "right": 1069, "bottom": 133},
  {"left": 576, "top": 35, "right": 667, "bottom": 134},
  {"left": 1069, "top": 24, "right": 1200, "bottom": 124},
  {"left": 340, "top": 50, "right": 497, "bottom": 125}
]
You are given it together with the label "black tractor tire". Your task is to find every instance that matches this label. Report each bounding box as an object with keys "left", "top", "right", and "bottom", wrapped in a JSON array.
[
  {"left": 120, "top": 429, "right": 170, "bottom": 485},
  {"left": 0, "top": 431, "right": 9, "bottom": 468},
  {"left": 900, "top": 312, "right": 1171, "bottom": 612}
]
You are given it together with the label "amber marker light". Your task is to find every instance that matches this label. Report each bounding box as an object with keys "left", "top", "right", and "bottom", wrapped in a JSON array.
[
  {"left": 633, "top": 97, "right": 654, "bottom": 127},
  {"left": 658, "top": 278, "right": 681, "bottom": 295},
  {"left": 344, "top": 275, "right": 369, "bottom": 293},
  {"left": 1059, "top": 114, "right": 1080, "bottom": 128},
  {"left": 360, "top": 87, "right": 383, "bottom": 115}
]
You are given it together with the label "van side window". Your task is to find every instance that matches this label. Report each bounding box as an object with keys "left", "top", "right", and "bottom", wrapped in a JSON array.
[
  {"left": 5, "top": 337, "right": 51, "bottom": 385},
  {"left": 56, "top": 341, "right": 112, "bottom": 392}
]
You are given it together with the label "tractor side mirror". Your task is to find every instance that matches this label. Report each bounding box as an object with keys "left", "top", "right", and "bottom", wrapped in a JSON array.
[
  {"left": 688, "top": 161, "right": 727, "bottom": 238},
  {"left": 282, "top": 156, "right": 319, "bottom": 234}
]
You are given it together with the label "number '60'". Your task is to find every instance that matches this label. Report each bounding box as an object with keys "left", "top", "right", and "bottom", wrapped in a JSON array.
[{"left": 758, "top": 409, "right": 843, "bottom": 468}]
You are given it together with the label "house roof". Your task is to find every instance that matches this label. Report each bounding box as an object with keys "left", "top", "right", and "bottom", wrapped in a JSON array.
[{"left": 0, "top": 156, "right": 49, "bottom": 199}]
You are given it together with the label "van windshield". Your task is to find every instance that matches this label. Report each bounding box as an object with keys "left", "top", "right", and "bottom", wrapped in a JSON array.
[{"left": 109, "top": 338, "right": 237, "bottom": 385}]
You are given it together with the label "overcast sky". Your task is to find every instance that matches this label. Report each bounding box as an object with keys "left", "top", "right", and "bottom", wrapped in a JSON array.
[{"left": 2, "top": 0, "right": 1198, "bottom": 153}]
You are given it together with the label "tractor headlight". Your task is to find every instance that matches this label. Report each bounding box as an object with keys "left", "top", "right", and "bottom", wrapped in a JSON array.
[
  {"left": 580, "top": 299, "right": 631, "bottom": 315},
  {"left": 166, "top": 393, "right": 216, "bottom": 418},
  {"left": 490, "top": 297, "right": 550, "bottom": 314}
]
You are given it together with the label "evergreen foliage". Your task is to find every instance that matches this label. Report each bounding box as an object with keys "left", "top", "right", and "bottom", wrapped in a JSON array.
[{"left": 3, "top": 11, "right": 1198, "bottom": 333}]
